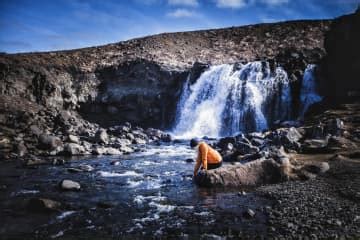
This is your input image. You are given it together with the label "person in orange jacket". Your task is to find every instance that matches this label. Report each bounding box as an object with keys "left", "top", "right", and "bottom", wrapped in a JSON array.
[{"left": 190, "top": 138, "right": 223, "bottom": 177}]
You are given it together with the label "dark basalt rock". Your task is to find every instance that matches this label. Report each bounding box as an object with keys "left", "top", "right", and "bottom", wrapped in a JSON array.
[{"left": 320, "top": 7, "right": 360, "bottom": 102}]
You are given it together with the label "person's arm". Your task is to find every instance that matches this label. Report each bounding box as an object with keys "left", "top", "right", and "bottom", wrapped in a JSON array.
[
  {"left": 199, "top": 143, "right": 208, "bottom": 170},
  {"left": 193, "top": 153, "right": 201, "bottom": 177}
]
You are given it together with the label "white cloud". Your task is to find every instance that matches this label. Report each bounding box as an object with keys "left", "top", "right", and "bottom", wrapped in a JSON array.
[
  {"left": 168, "top": 0, "right": 199, "bottom": 7},
  {"left": 261, "top": 0, "right": 289, "bottom": 6},
  {"left": 259, "top": 15, "right": 283, "bottom": 23},
  {"left": 215, "top": 0, "right": 247, "bottom": 9},
  {"left": 166, "top": 8, "right": 197, "bottom": 18}
]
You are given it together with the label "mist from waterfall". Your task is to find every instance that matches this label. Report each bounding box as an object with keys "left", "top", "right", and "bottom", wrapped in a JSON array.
[{"left": 172, "top": 61, "right": 293, "bottom": 139}]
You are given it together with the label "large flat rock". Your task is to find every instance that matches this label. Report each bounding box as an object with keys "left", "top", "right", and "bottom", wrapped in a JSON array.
[{"left": 195, "top": 159, "right": 284, "bottom": 187}]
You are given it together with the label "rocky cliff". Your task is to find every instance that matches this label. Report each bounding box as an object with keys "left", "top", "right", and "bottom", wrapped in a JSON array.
[
  {"left": 0, "top": 19, "right": 331, "bottom": 129},
  {"left": 320, "top": 8, "right": 360, "bottom": 102}
]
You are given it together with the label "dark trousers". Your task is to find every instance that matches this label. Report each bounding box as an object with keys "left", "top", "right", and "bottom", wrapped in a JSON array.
[{"left": 207, "top": 161, "right": 222, "bottom": 170}]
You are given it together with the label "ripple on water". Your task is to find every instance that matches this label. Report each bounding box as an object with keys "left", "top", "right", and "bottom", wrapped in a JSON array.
[
  {"left": 149, "top": 202, "right": 176, "bottom": 213},
  {"left": 127, "top": 179, "right": 143, "bottom": 188},
  {"left": 56, "top": 211, "right": 76, "bottom": 220},
  {"left": 97, "top": 170, "right": 142, "bottom": 177},
  {"left": 11, "top": 189, "right": 39, "bottom": 197}
]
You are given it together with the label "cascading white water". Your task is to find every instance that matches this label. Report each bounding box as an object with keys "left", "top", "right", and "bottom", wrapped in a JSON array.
[
  {"left": 172, "top": 61, "right": 293, "bottom": 139},
  {"left": 299, "top": 64, "right": 323, "bottom": 117}
]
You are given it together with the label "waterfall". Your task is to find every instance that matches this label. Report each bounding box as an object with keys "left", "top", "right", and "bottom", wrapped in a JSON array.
[
  {"left": 299, "top": 64, "right": 323, "bottom": 117},
  {"left": 172, "top": 62, "right": 289, "bottom": 138},
  {"left": 172, "top": 62, "right": 322, "bottom": 139}
]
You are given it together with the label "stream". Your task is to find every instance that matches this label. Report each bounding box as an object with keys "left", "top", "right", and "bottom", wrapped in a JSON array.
[{"left": 0, "top": 142, "right": 273, "bottom": 239}]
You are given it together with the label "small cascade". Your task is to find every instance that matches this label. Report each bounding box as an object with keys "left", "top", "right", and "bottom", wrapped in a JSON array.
[
  {"left": 172, "top": 61, "right": 294, "bottom": 138},
  {"left": 299, "top": 64, "right": 323, "bottom": 117}
]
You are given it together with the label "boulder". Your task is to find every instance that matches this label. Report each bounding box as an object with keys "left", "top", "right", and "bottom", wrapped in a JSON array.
[
  {"left": 119, "top": 145, "right": 134, "bottom": 154},
  {"left": 93, "top": 147, "right": 122, "bottom": 155},
  {"left": 247, "top": 132, "right": 265, "bottom": 139},
  {"left": 234, "top": 141, "right": 259, "bottom": 155},
  {"left": 327, "top": 136, "right": 357, "bottom": 150},
  {"left": 250, "top": 138, "right": 265, "bottom": 147},
  {"left": 235, "top": 134, "right": 252, "bottom": 145},
  {"left": 95, "top": 129, "right": 109, "bottom": 144},
  {"left": 302, "top": 139, "right": 330, "bottom": 153},
  {"left": 269, "top": 127, "right": 302, "bottom": 150},
  {"left": 78, "top": 164, "right": 94, "bottom": 172},
  {"left": 28, "top": 198, "right": 61, "bottom": 213},
  {"left": 310, "top": 122, "right": 325, "bottom": 139},
  {"left": 29, "top": 125, "right": 42, "bottom": 137},
  {"left": 302, "top": 162, "right": 330, "bottom": 174},
  {"left": 217, "top": 137, "right": 236, "bottom": 150},
  {"left": 115, "top": 138, "right": 132, "bottom": 146},
  {"left": 263, "top": 146, "right": 289, "bottom": 164},
  {"left": 145, "top": 128, "right": 164, "bottom": 139},
  {"left": 161, "top": 133, "right": 173, "bottom": 142},
  {"left": 38, "top": 134, "right": 63, "bottom": 150},
  {"left": 195, "top": 159, "right": 283, "bottom": 187},
  {"left": 325, "top": 118, "right": 345, "bottom": 136},
  {"left": 133, "top": 138, "right": 147, "bottom": 144},
  {"left": 236, "top": 152, "right": 263, "bottom": 163},
  {"left": 16, "top": 141, "right": 27, "bottom": 157},
  {"left": 60, "top": 179, "right": 81, "bottom": 191},
  {"left": 125, "top": 132, "right": 135, "bottom": 141},
  {"left": 68, "top": 134, "right": 80, "bottom": 143},
  {"left": 105, "top": 147, "right": 122, "bottom": 155},
  {"left": 26, "top": 156, "right": 47, "bottom": 166},
  {"left": 63, "top": 143, "right": 85, "bottom": 155}
]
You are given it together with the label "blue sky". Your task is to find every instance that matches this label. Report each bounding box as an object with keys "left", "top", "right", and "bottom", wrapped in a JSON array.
[{"left": 0, "top": 0, "right": 358, "bottom": 53}]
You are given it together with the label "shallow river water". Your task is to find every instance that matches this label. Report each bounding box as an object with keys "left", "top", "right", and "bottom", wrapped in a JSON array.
[{"left": 0, "top": 143, "right": 272, "bottom": 239}]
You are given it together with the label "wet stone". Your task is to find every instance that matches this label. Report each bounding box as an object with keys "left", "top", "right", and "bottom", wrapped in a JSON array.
[
  {"left": 28, "top": 198, "right": 61, "bottom": 213},
  {"left": 245, "top": 208, "right": 256, "bottom": 218},
  {"left": 110, "top": 160, "right": 120, "bottom": 166},
  {"left": 60, "top": 179, "right": 81, "bottom": 191},
  {"left": 78, "top": 164, "right": 94, "bottom": 172}
]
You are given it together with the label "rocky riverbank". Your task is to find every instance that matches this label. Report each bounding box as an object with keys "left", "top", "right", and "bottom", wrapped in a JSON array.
[
  {"left": 0, "top": 104, "right": 358, "bottom": 239},
  {"left": 193, "top": 103, "right": 360, "bottom": 238},
  {"left": 0, "top": 94, "right": 172, "bottom": 163}
]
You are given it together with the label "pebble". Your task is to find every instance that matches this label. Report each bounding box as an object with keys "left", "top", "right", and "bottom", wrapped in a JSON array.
[
  {"left": 335, "top": 220, "right": 342, "bottom": 226},
  {"left": 245, "top": 208, "right": 256, "bottom": 218}
]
